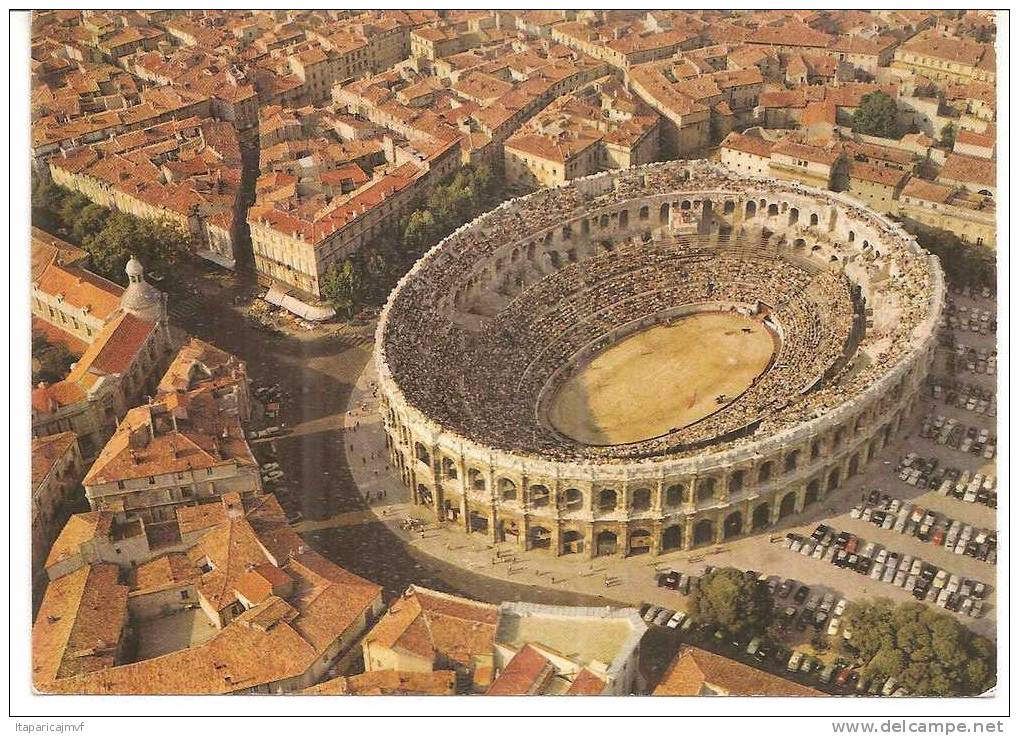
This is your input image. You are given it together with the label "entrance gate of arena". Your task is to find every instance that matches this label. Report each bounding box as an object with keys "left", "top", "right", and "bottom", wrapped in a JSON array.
[{"left": 596, "top": 530, "right": 618, "bottom": 557}]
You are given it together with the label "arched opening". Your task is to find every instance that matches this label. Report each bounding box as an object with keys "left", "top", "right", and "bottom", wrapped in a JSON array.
[
  {"left": 784, "top": 450, "right": 800, "bottom": 474},
  {"left": 498, "top": 477, "right": 517, "bottom": 502},
  {"left": 758, "top": 461, "right": 774, "bottom": 484},
  {"left": 693, "top": 519, "right": 715, "bottom": 546},
  {"left": 778, "top": 492, "right": 797, "bottom": 519},
  {"left": 599, "top": 214, "right": 609, "bottom": 228},
  {"left": 414, "top": 443, "right": 430, "bottom": 466},
  {"left": 500, "top": 519, "right": 519, "bottom": 542},
  {"left": 768, "top": 203, "right": 779, "bottom": 217},
  {"left": 696, "top": 477, "right": 716, "bottom": 503},
  {"left": 659, "top": 203, "right": 670, "bottom": 223},
  {"left": 723, "top": 511, "right": 743, "bottom": 539},
  {"left": 468, "top": 468, "right": 485, "bottom": 491},
  {"left": 752, "top": 502, "right": 770, "bottom": 530},
  {"left": 848, "top": 231, "right": 855, "bottom": 243},
  {"left": 441, "top": 456, "right": 457, "bottom": 480},
  {"left": 729, "top": 470, "right": 745, "bottom": 494},
  {"left": 810, "top": 213, "right": 819, "bottom": 227},
  {"left": 629, "top": 529, "right": 652, "bottom": 555},
  {"left": 746, "top": 201, "right": 757, "bottom": 217},
  {"left": 529, "top": 526, "right": 551, "bottom": 550},
  {"left": 529, "top": 484, "right": 550, "bottom": 508},
  {"left": 681, "top": 200, "right": 691, "bottom": 211},
  {"left": 848, "top": 453, "right": 860, "bottom": 477},
  {"left": 561, "top": 224, "right": 572, "bottom": 240},
  {"left": 810, "top": 441, "right": 821, "bottom": 460},
  {"left": 618, "top": 209, "right": 629, "bottom": 229},
  {"left": 562, "top": 530, "right": 584, "bottom": 554},
  {"left": 563, "top": 488, "right": 583, "bottom": 512},
  {"left": 805, "top": 479, "right": 820, "bottom": 506},
  {"left": 662, "top": 525, "right": 683, "bottom": 551},
  {"left": 598, "top": 489, "right": 618, "bottom": 512},
  {"left": 723, "top": 200, "right": 735, "bottom": 214},
  {"left": 469, "top": 511, "right": 489, "bottom": 534},
  {"left": 789, "top": 207, "right": 799, "bottom": 225},
  {"left": 418, "top": 484, "right": 433, "bottom": 507},
  {"left": 631, "top": 488, "right": 651, "bottom": 512},
  {"left": 827, "top": 468, "right": 840, "bottom": 493},
  {"left": 581, "top": 219, "right": 590, "bottom": 236},
  {"left": 665, "top": 484, "right": 684, "bottom": 507},
  {"left": 596, "top": 530, "right": 618, "bottom": 557},
  {"left": 639, "top": 205, "right": 649, "bottom": 221}
]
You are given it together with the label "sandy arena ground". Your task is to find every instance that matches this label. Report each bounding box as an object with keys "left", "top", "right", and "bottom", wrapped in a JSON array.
[{"left": 548, "top": 312, "right": 775, "bottom": 445}]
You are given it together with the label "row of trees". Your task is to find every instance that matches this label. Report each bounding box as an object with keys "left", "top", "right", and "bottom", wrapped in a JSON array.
[
  {"left": 905, "top": 221, "right": 996, "bottom": 289},
  {"left": 319, "top": 164, "right": 503, "bottom": 318},
  {"left": 32, "top": 175, "right": 188, "bottom": 286}
]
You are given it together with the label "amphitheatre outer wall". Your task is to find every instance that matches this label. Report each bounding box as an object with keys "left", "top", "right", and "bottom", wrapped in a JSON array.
[{"left": 374, "top": 161, "right": 945, "bottom": 560}]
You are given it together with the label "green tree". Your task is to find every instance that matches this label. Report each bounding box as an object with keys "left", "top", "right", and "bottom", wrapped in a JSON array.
[
  {"left": 843, "top": 598, "right": 995, "bottom": 695},
  {"left": 31, "top": 175, "right": 67, "bottom": 232},
  {"left": 905, "top": 222, "right": 995, "bottom": 289},
  {"left": 72, "top": 203, "right": 111, "bottom": 245},
  {"left": 31, "top": 331, "right": 76, "bottom": 385},
  {"left": 320, "top": 258, "right": 365, "bottom": 319},
  {"left": 402, "top": 210, "right": 436, "bottom": 255},
  {"left": 851, "top": 91, "right": 899, "bottom": 139},
  {"left": 688, "top": 567, "right": 774, "bottom": 638},
  {"left": 940, "top": 122, "right": 957, "bottom": 150}
]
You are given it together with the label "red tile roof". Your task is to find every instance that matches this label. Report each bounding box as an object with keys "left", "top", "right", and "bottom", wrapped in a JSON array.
[
  {"left": 654, "top": 646, "right": 822, "bottom": 697},
  {"left": 486, "top": 644, "right": 555, "bottom": 695}
]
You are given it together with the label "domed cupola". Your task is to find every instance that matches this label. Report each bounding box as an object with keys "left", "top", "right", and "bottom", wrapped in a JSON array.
[{"left": 120, "top": 256, "right": 163, "bottom": 322}]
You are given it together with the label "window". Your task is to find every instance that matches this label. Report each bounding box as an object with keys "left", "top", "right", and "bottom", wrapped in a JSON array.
[
  {"left": 180, "top": 590, "right": 190, "bottom": 600},
  {"left": 206, "top": 468, "right": 214, "bottom": 476},
  {"left": 148, "top": 476, "right": 155, "bottom": 484},
  {"left": 117, "top": 480, "right": 125, "bottom": 490}
]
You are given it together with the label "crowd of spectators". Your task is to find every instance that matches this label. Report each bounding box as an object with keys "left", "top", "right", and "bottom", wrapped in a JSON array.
[{"left": 379, "top": 160, "right": 939, "bottom": 463}]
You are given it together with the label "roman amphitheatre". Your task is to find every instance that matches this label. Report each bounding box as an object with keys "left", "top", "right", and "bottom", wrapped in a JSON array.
[{"left": 375, "top": 160, "right": 943, "bottom": 561}]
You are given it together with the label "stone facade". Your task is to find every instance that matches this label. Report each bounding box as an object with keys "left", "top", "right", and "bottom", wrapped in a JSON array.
[{"left": 375, "top": 161, "right": 943, "bottom": 560}]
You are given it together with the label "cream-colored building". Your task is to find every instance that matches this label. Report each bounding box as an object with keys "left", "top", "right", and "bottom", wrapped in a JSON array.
[
  {"left": 846, "top": 161, "right": 908, "bottom": 214},
  {"left": 892, "top": 30, "right": 996, "bottom": 84},
  {"left": 32, "top": 257, "right": 176, "bottom": 460},
  {"left": 897, "top": 177, "right": 995, "bottom": 247},
  {"left": 83, "top": 362, "right": 260, "bottom": 524}
]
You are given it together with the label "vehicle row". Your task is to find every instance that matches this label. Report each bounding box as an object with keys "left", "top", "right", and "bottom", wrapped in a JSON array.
[
  {"left": 851, "top": 490, "right": 996, "bottom": 564},
  {"left": 896, "top": 454, "right": 997, "bottom": 508},
  {"left": 784, "top": 524, "right": 989, "bottom": 618},
  {"left": 940, "top": 301, "right": 995, "bottom": 334},
  {"left": 948, "top": 285, "right": 993, "bottom": 300},
  {"left": 949, "top": 344, "right": 996, "bottom": 376},
  {"left": 927, "top": 380, "right": 995, "bottom": 417},
  {"left": 918, "top": 415, "right": 996, "bottom": 459}
]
